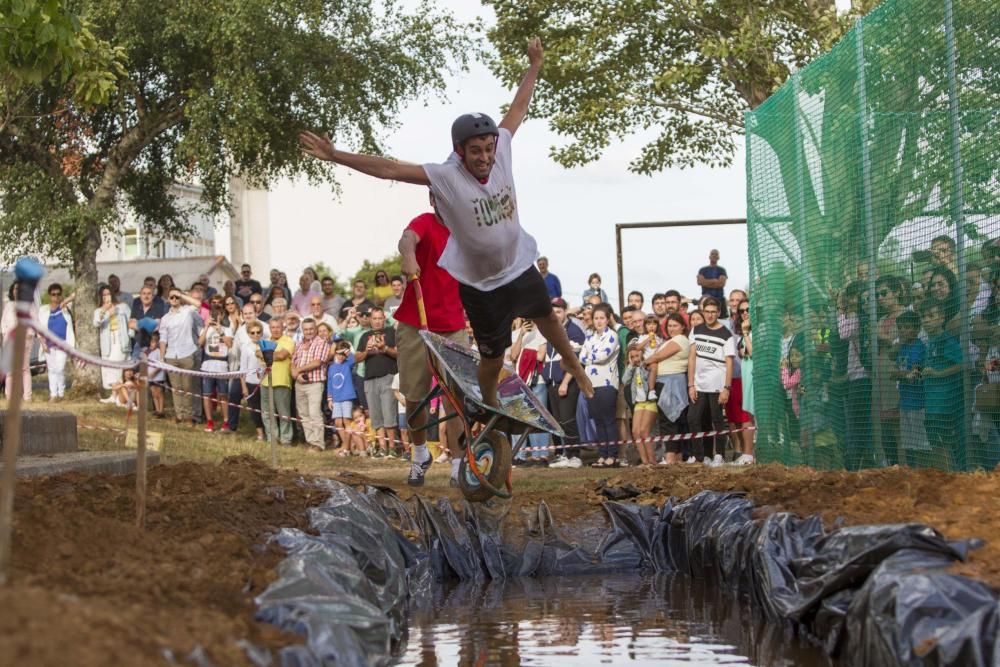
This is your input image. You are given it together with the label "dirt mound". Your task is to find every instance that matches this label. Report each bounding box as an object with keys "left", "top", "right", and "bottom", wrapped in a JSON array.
[{"left": 0, "top": 456, "right": 328, "bottom": 666}]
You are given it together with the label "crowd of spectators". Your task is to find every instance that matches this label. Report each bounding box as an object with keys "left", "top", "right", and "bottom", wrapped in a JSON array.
[
  {"left": 776, "top": 235, "right": 1000, "bottom": 471},
  {"left": 0, "top": 249, "right": 759, "bottom": 466},
  {"left": 5, "top": 234, "right": 996, "bottom": 472}
]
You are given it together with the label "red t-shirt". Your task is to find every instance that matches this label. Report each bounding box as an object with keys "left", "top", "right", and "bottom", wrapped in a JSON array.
[{"left": 393, "top": 212, "right": 466, "bottom": 332}]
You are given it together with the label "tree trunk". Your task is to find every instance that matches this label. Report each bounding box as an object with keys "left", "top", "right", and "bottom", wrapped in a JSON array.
[{"left": 67, "top": 219, "right": 105, "bottom": 396}]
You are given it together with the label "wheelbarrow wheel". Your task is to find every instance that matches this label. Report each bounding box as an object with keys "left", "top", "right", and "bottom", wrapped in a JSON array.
[{"left": 458, "top": 431, "right": 512, "bottom": 503}]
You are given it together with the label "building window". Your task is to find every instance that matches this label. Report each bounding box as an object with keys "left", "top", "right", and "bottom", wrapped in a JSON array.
[{"left": 123, "top": 229, "right": 140, "bottom": 259}]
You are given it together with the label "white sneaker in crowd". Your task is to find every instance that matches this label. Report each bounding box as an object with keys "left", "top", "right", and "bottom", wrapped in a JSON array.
[
  {"left": 567, "top": 456, "right": 583, "bottom": 468},
  {"left": 686, "top": 456, "right": 697, "bottom": 464},
  {"left": 703, "top": 457, "right": 712, "bottom": 465},
  {"left": 658, "top": 458, "right": 670, "bottom": 465},
  {"left": 99, "top": 396, "right": 115, "bottom": 404},
  {"left": 549, "top": 455, "right": 572, "bottom": 468},
  {"left": 736, "top": 453, "right": 755, "bottom": 465},
  {"left": 646, "top": 390, "right": 658, "bottom": 401},
  {"left": 711, "top": 454, "right": 725, "bottom": 467}
]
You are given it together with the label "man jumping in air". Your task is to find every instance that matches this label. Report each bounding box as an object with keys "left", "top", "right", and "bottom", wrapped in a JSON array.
[{"left": 300, "top": 37, "right": 594, "bottom": 407}]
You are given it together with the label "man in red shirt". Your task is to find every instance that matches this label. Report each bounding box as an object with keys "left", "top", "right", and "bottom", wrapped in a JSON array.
[{"left": 395, "top": 192, "right": 468, "bottom": 487}]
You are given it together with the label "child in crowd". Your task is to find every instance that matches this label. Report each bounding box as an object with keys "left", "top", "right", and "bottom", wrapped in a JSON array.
[
  {"left": 146, "top": 332, "right": 166, "bottom": 417},
  {"left": 326, "top": 340, "right": 358, "bottom": 456},
  {"left": 893, "top": 310, "right": 930, "bottom": 461},
  {"left": 920, "top": 298, "right": 964, "bottom": 470},
  {"left": 351, "top": 406, "right": 373, "bottom": 456},
  {"left": 781, "top": 339, "right": 804, "bottom": 419},
  {"left": 392, "top": 374, "right": 411, "bottom": 458},
  {"left": 622, "top": 343, "right": 657, "bottom": 465},
  {"left": 110, "top": 368, "right": 138, "bottom": 409},
  {"left": 687, "top": 310, "right": 705, "bottom": 332},
  {"left": 636, "top": 315, "right": 664, "bottom": 401}
]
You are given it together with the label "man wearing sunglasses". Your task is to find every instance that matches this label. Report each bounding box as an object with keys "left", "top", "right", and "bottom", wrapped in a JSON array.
[
  {"left": 38, "top": 283, "right": 76, "bottom": 401},
  {"left": 235, "top": 264, "right": 263, "bottom": 302},
  {"left": 159, "top": 288, "right": 203, "bottom": 425}
]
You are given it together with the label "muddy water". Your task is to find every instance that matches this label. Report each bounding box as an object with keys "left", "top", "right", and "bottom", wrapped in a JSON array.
[{"left": 396, "top": 573, "right": 834, "bottom": 666}]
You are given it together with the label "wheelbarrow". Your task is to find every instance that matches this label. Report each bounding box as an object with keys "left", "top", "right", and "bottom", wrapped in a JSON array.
[{"left": 407, "top": 278, "right": 565, "bottom": 502}]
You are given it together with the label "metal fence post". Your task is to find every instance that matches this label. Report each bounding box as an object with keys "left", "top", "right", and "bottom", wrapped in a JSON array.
[
  {"left": 943, "top": 0, "right": 972, "bottom": 471},
  {"left": 855, "top": 23, "right": 886, "bottom": 468}
]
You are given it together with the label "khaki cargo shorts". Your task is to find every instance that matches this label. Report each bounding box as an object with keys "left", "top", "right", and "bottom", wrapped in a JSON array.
[{"left": 396, "top": 321, "right": 468, "bottom": 401}]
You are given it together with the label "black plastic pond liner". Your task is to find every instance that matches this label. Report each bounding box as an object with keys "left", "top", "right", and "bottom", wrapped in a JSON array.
[{"left": 254, "top": 481, "right": 999, "bottom": 667}]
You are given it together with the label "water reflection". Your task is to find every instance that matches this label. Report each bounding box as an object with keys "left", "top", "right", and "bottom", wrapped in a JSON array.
[{"left": 395, "top": 574, "right": 834, "bottom": 666}]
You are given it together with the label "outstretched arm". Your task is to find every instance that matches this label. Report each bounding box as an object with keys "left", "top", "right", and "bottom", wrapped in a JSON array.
[
  {"left": 299, "top": 132, "right": 430, "bottom": 185},
  {"left": 499, "top": 37, "right": 543, "bottom": 137}
]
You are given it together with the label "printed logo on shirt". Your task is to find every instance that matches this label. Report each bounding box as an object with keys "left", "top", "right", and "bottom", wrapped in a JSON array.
[{"left": 472, "top": 186, "right": 516, "bottom": 227}]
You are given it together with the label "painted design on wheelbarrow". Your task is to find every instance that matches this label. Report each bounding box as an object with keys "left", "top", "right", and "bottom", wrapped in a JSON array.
[{"left": 418, "top": 330, "right": 564, "bottom": 503}]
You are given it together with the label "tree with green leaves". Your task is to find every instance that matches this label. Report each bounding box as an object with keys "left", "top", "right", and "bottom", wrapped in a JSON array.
[
  {"left": 1, "top": 0, "right": 123, "bottom": 132},
  {"left": 485, "top": 0, "right": 869, "bottom": 173},
  {"left": 0, "top": 0, "right": 471, "bottom": 390},
  {"left": 352, "top": 253, "right": 402, "bottom": 293}
]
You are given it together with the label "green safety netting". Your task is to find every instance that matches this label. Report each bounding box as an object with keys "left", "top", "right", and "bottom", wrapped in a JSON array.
[{"left": 746, "top": 0, "right": 999, "bottom": 471}]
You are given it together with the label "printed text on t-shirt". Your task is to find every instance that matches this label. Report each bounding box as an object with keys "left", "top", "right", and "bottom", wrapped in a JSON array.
[{"left": 473, "top": 186, "right": 516, "bottom": 227}]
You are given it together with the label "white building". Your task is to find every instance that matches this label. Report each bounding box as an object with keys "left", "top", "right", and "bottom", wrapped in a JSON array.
[{"left": 45, "top": 177, "right": 271, "bottom": 294}]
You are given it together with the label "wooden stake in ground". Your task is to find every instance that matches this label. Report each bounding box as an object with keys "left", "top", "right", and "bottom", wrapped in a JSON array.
[
  {"left": 0, "top": 258, "right": 44, "bottom": 585},
  {"left": 136, "top": 354, "right": 148, "bottom": 529}
]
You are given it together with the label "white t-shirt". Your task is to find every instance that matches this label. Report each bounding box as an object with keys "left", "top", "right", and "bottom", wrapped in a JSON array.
[
  {"left": 422, "top": 127, "right": 539, "bottom": 291},
  {"left": 200, "top": 323, "right": 233, "bottom": 373},
  {"left": 690, "top": 323, "right": 736, "bottom": 392},
  {"left": 391, "top": 373, "right": 406, "bottom": 414}
]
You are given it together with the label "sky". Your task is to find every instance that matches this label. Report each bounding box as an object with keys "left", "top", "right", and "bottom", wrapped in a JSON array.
[{"left": 262, "top": 2, "right": 753, "bottom": 310}]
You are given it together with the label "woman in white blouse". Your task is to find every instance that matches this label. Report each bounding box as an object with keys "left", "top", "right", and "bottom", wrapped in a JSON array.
[
  {"left": 579, "top": 303, "right": 620, "bottom": 467},
  {"left": 93, "top": 284, "right": 132, "bottom": 392}
]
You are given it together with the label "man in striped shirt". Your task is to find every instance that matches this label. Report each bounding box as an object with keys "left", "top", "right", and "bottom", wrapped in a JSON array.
[{"left": 292, "top": 318, "right": 331, "bottom": 450}]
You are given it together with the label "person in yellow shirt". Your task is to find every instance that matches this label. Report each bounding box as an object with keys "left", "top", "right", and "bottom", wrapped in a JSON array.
[{"left": 258, "top": 317, "right": 296, "bottom": 444}]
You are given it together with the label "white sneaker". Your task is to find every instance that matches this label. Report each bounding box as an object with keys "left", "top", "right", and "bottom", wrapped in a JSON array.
[
  {"left": 567, "top": 456, "right": 583, "bottom": 468},
  {"left": 549, "top": 455, "right": 571, "bottom": 468},
  {"left": 736, "top": 454, "right": 755, "bottom": 465},
  {"left": 711, "top": 454, "right": 724, "bottom": 467},
  {"left": 646, "top": 390, "right": 658, "bottom": 401},
  {"left": 686, "top": 456, "right": 697, "bottom": 464},
  {"left": 658, "top": 458, "right": 670, "bottom": 465},
  {"left": 703, "top": 457, "right": 712, "bottom": 465},
  {"left": 99, "top": 396, "right": 115, "bottom": 404}
]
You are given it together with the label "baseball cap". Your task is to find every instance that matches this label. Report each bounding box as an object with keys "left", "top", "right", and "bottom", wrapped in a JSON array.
[
  {"left": 356, "top": 305, "right": 371, "bottom": 315},
  {"left": 551, "top": 297, "right": 568, "bottom": 309}
]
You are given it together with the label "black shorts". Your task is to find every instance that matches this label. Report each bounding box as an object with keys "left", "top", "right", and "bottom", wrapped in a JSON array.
[{"left": 459, "top": 266, "right": 554, "bottom": 359}]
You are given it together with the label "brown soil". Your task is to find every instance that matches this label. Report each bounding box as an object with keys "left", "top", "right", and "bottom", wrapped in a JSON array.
[
  {"left": 3, "top": 452, "right": 998, "bottom": 666},
  {"left": 0, "top": 455, "right": 329, "bottom": 667}
]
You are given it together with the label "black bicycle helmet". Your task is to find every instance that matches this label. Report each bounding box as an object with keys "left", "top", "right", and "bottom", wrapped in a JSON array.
[{"left": 451, "top": 113, "right": 499, "bottom": 147}]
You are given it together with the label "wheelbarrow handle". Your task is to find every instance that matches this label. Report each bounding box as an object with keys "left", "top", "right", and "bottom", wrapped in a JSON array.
[{"left": 408, "top": 274, "right": 429, "bottom": 331}]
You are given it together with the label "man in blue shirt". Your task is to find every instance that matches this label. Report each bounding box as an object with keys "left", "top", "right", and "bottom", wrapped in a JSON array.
[
  {"left": 536, "top": 256, "right": 562, "bottom": 299},
  {"left": 129, "top": 285, "right": 167, "bottom": 359},
  {"left": 697, "top": 249, "right": 728, "bottom": 307}
]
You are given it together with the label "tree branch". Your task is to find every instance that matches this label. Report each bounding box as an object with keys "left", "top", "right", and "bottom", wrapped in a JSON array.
[
  {"left": 88, "top": 98, "right": 186, "bottom": 210},
  {"left": 650, "top": 99, "right": 745, "bottom": 129},
  {"left": 3, "top": 122, "right": 68, "bottom": 182}
]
